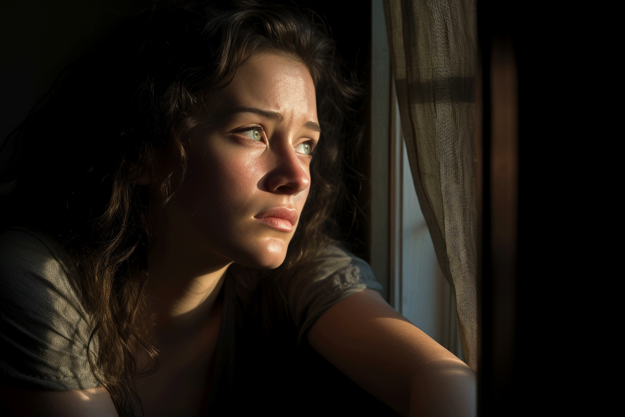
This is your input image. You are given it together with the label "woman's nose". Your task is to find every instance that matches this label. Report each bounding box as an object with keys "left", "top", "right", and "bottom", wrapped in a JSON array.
[{"left": 263, "top": 147, "right": 310, "bottom": 195}]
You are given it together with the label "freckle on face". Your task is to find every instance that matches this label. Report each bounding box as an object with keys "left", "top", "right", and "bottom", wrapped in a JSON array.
[{"left": 161, "top": 52, "right": 319, "bottom": 269}]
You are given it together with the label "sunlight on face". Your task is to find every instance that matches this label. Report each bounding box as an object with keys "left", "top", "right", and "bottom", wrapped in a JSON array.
[{"left": 163, "top": 52, "right": 319, "bottom": 269}]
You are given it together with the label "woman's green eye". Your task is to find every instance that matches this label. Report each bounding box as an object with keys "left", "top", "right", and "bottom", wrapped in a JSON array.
[
  {"left": 295, "top": 142, "right": 313, "bottom": 155},
  {"left": 244, "top": 128, "right": 264, "bottom": 141}
]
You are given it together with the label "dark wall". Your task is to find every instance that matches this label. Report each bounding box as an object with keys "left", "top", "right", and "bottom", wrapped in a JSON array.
[
  {"left": 0, "top": 0, "right": 152, "bottom": 145},
  {"left": 477, "top": 0, "right": 607, "bottom": 415}
]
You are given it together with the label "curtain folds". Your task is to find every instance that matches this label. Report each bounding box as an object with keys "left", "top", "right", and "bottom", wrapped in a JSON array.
[{"left": 383, "top": 0, "right": 478, "bottom": 370}]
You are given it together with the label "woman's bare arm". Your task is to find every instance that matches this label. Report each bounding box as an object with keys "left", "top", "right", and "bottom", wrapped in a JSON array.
[
  {"left": 307, "top": 289, "right": 476, "bottom": 417},
  {"left": 0, "top": 385, "right": 119, "bottom": 417}
]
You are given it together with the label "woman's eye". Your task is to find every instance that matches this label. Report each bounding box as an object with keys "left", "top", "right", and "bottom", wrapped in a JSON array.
[
  {"left": 295, "top": 141, "right": 314, "bottom": 156},
  {"left": 241, "top": 127, "right": 264, "bottom": 142}
]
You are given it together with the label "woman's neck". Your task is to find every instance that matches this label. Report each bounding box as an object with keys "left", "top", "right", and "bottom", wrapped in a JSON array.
[{"left": 142, "top": 216, "right": 232, "bottom": 349}]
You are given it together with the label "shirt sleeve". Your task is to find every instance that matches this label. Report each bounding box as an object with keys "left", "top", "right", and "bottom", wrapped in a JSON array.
[
  {"left": 0, "top": 227, "right": 100, "bottom": 390},
  {"left": 285, "top": 244, "right": 384, "bottom": 347}
]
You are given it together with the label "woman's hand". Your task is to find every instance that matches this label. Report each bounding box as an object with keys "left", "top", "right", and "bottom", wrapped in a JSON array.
[{"left": 308, "top": 289, "right": 476, "bottom": 417}]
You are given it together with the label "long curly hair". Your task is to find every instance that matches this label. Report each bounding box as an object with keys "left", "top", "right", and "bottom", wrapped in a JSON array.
[{"left": 0, "top": 1, "right": 365, "bottom": 415}]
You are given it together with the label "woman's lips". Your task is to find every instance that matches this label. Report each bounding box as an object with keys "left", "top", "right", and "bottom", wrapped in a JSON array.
[
  {"left": 254, "top": 216, "right": 293, "bottom": 232},
  {"left": 254, "top": 207, "right": 298, "bottom": 232}
]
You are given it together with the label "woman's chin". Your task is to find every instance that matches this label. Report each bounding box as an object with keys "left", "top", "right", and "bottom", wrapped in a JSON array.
[
  {"left": 235, "top": 238, "right": 289, "bottom": 270},
  {"left": 248, "top": 253, "right": 287, "bottom": 270},
  {"left": 238, "top": 256, "right": 286, "bottom": 270}
]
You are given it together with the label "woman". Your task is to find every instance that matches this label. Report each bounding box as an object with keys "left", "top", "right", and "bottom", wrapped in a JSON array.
[{"left": 0, "top": 1, "right": 476, "bottom": 416}]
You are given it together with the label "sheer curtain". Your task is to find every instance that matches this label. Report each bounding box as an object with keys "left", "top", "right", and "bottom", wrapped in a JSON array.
[{"left": 383, "top": 0, "right": 478, "bottom": 370}]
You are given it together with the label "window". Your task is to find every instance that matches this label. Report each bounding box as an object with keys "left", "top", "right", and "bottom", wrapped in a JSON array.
[{"left": 370, "top": 0, "right": 463, "bottom": 359}]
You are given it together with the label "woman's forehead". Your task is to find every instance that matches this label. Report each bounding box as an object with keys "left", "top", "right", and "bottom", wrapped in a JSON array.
[{"left": 207, "top": 52, "right": 318, "bottom": 123}]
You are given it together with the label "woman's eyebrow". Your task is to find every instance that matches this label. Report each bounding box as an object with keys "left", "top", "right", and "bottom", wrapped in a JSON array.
[
  {"left": 303, "top": 121, "right": 321, "bottom": 133},
  {"left": 225, "top": 106, "right": 321, "bottom": 132}
]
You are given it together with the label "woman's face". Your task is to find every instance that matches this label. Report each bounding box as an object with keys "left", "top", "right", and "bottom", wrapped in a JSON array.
[{"left": 161, "top": 52, "right": 319, "bottom": 269}]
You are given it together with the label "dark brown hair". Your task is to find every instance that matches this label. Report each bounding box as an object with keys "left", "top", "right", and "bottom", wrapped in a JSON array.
[{"left": 0, "top": 1, "right": 365, "bottom": 415}]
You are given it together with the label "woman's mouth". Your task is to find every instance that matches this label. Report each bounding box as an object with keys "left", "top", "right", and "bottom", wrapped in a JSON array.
[
  {"left": 254, "top": 216, "right": 294, "bottom": 232},
  {"left": 254, "top": 207, "right": 298, "bottom": 232}
]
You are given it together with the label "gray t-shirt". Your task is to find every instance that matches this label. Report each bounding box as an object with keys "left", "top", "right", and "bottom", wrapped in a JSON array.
[
  {"left": 0, "top": 226, "right": 100, "bottom": 390},
  {"left": 0, "top": 226, "right": 390, "bottom": 414}
]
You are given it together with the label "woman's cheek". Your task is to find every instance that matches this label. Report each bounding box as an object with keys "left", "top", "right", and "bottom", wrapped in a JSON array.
[{"left": 219, "top": 153, "right": 265, "bottom": 198}]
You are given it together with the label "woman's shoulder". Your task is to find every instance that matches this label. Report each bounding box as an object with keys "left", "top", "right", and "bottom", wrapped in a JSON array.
[
  {"left": 1, "top": 225, "right": 66, "bottom": 260},
  {"left": 278, "top": 242, "right": 384, "bottom": 345},
  {"left": 0, "top": 226, "right": 78, "bottom": 300},
  {"left": 0, "top": 226, "right": 98, "bottom": 391},
  {"left": 308, "top": 243, "right": 381, "bottom": 289},
  {"left": 1, "top": 225, "right": 68, "bottom": 263},
  {"left": 0, "top": 225, "right": 90, "bottom": 322},
  {"left": 231, "top": 243, "right": 380, "bottom": 293}
]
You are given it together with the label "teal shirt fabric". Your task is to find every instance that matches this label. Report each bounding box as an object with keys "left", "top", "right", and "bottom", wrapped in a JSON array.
[{"left": 0, "top": 226, "right": 394, "bottom": 415}]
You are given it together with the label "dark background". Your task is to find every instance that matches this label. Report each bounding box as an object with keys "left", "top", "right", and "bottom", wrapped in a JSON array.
[{"left": 477, "top": 0, "right": 611, "bottom": 415}]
